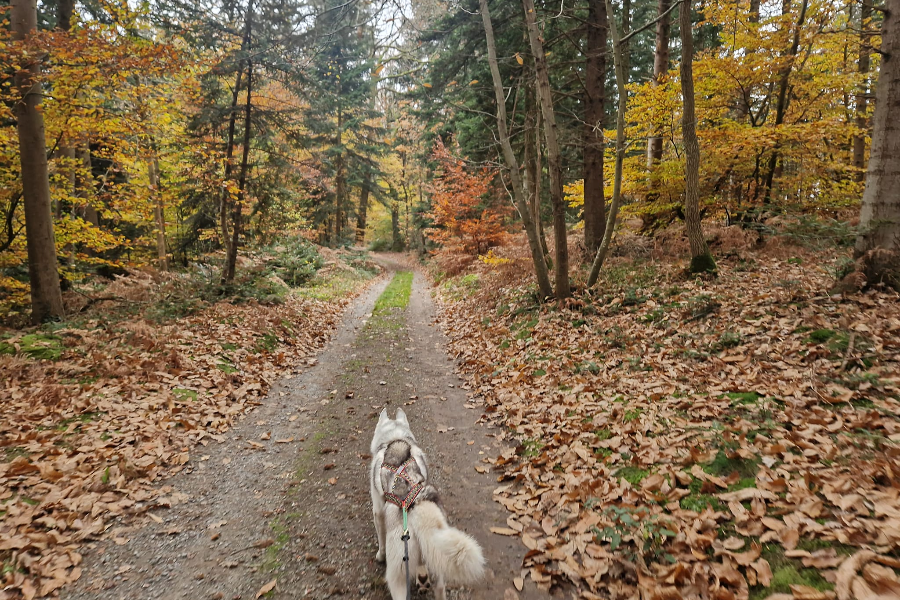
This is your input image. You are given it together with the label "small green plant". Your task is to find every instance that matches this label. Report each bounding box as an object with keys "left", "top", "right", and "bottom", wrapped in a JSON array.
[
  {"left": 621, "top": 288, "right": 647, "bottom": 307},
  {"left": 593, "top": 506, "right": 677, "bottom": 564},
  {"left": 806, "top": 328, "right": 837, "bottom": 344},
  {"left": 263, "top": 238, "right": 324, "bottom": 287},
  {"left": 623, "top": 408, "right": 644, "bottom": 422},
  {"left": 616, "top": 466, "right": 649, "bottom": 485},
  {"left": 172, "top": 388, "right": 198, "bottom": 402},
  {"left": 254, "top": 333, "right": 279, "bottom": 353},
  {"left": 519, "top": 438, "right": 544, "bottom": 458},
  {"left": 686, "top": 295, "right": 720, "bottom": 320},
  {"left": 712, "top": 331, "right": 743, "bottom": 351},
  {"left": 643, "top": 308, "right": 667, "bottom": 324},
  {"left": 831, "top": 256, "right": 856, "bottom": 281}
]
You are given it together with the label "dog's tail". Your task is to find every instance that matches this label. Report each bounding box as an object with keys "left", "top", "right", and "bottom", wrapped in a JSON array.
[{"left": 410, "top": 501, "right": 485, "bottom": 586}]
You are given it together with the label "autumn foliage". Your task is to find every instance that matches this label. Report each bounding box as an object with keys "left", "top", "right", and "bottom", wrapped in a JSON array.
[{"left": 425, "top": 138, "right": 507, "bottom": 256}]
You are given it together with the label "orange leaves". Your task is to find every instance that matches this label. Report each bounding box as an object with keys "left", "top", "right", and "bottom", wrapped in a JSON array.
[{"left": 425, "top": 137, "right": 508, "bottom": 257}]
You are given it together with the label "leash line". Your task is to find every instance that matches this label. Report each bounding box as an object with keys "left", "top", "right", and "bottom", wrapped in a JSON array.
[{"left": 382, "top": 457, "right": 422, "bottom": 600}]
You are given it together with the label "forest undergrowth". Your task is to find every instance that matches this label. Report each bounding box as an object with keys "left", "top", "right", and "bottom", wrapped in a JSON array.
[
  {"left": 438, "top": 228, "right": 900, "bottom": 600},
  {"left": 0, "top": 244, "right": 379, "bottom": 599}
]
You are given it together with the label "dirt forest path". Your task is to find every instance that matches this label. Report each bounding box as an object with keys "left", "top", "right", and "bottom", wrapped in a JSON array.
[{"left": 63, "top": 254, "right": 548, "bottom": 600}]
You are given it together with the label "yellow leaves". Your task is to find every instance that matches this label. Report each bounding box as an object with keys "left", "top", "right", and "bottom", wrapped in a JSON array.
[
  {"left": 469, "top": 79, "right": 479, "bottom": 86},
  {"left": 564, "top": 179, "right": 585, "bottom": 208},
  {"left": 515, "top": 52, "right": 523, "bottom": 65},
  {"left": 422, "top": 82, "right": 432, "bottom": 88},
  {"left": 373, "top": 63, "right": 384, "bottom": 76},
  {"left": 479, "top": 250, "right": 511, "bottom": 266}
]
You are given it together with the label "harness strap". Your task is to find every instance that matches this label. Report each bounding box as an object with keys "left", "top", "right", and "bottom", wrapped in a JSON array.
[
  {"left": 382, "top": 457, "right": 424, "bottom": 511},
  {"left": 382, "top": 457, "right": 420, "bottom": 600}
]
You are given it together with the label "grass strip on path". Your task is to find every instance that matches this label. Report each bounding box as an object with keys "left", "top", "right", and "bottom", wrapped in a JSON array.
[{"left": 374, "top": 271, "right": 413, "bottom": 314}]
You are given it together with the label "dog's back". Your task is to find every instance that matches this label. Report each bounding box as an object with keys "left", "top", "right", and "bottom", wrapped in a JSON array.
[{"left": 370, "top": 409, "right": 485, "bottom": 600}]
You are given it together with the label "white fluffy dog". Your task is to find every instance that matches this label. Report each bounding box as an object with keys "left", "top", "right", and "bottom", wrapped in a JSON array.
[{"left": 370, "top": 408, "right": 485, "bottom": 600}]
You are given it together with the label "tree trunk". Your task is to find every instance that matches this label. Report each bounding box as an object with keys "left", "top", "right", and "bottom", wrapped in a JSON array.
[
  {"left": 587, "top": 0, "right": 629, "bottom": 287},
  {"left": 356, "top": 178, "right": 370, "bottom": 244},
  {"left": 57, "top": 0, "right": 74, "bottom": 29},
  {"left": 854, "top": 0, "right": 900, "bottom": 288},
  {"left": 223, "top": 58, "right": 252, "bottom": 284},
  {"left": 533, "top": 100, "right": 551, "bottom": 261},
  {"left": 222, "top": 0, "right": 253, "bottom": 285},
  {"left": 680, "top": 0, "right": 715, "bottom": 273},
  {"left": 646, "top": 0, "right": 671, "bottom": 173},
  {"left": 525, "top": 86, "right": 550, "bottom": 264},
  {"left": 53, "top": 0, "right": 75, "bottom": 219},
  {"left": 13, "top": 0, "right": 65, "bottom": 324},
  {"left": 220, "top": 68, "right": 243, "bottom": 257},
  {"left": 479, "top": 0, "right": 553, "bottom": 298},
  {"left": 522, "top": 0, "right": 570, "bottom": 299},
  {"left": 584, "top": 0, "right": 608, "bottom": 256},
  {"left": 149, "top": 149, "right": 167, "bottom": 270},
  {"left": 852, "top": 0, "right": 872, "bottom": 181},
  {"left": 762, "top": 0, "right": 809, "bottom": 204},
  {"left": 335, "top": 101, "right": 344, "bottom": 244},
  {"left": 391, "top": 202, "right": 402, "bottom": 251}
]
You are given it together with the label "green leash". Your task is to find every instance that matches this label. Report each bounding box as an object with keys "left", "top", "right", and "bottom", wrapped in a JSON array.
[
  {"left": 401, "top": 507, "right": 411, "bottom": 600},
  {"left": 381, "top": 458, "right": 423, "bottom": 600},
  {"left": 381, "top": 457, "right": 425, "bottom": 600}
]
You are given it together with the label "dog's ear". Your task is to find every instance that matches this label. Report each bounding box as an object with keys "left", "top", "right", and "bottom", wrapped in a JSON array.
[
  {"left": 378, "top": 408, "right": 389, "bottom": 424},
  {"left": 395, "top": 408, "right": 409, "bottom": 425}
]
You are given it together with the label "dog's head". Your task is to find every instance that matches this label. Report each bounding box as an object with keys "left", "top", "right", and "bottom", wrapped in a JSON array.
[{"left": 371, "top": 408, "right": 414, "bottom": 453}]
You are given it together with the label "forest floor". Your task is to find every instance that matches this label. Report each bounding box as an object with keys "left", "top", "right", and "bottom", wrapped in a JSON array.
[
  {"left": 436, "top": 232, "right": 900, "bottom": 600},
  {"left": 8, "top": 254, "right": 541, "bottom": 600},
  {"left": 6, "top": 232, "right": 900, "bottom": 600}
]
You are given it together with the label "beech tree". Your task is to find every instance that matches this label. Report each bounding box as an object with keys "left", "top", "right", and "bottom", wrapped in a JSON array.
[
  {"left": 13, "top": 0, "right": 65, "bottom": 324},
  {"left": 855, "top": 0, "right": 900, "bottom": 289},
  {"left": 680, "top": 0, "right": 715, "bottom": 273}
]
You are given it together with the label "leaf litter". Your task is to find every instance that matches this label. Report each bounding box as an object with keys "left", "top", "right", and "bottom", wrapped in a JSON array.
[
  {"left": 438, "top": 251, "right": 900, "bottom": 600},
  {"left": 0, "top": 288, "right": 361, "bottom": 599}
]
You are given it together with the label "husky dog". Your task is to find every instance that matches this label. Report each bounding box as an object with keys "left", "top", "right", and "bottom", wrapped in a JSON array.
[{"left": 370, "top": 408, "right": 485, "bottom": 600}]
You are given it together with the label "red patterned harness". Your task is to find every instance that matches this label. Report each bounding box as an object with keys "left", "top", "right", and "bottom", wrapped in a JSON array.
[{"left": 381, "top": 457, "right": 425, "bottom": 513}]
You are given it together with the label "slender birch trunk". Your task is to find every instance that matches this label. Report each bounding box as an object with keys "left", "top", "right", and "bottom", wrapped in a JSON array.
[{"left": 479, "top": 0, "right": 553, "bottom": 298}]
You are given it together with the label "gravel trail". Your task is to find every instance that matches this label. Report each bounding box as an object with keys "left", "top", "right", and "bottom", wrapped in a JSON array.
[{"left": 63, "top": 256, "right": 550, "bottom": 600}]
